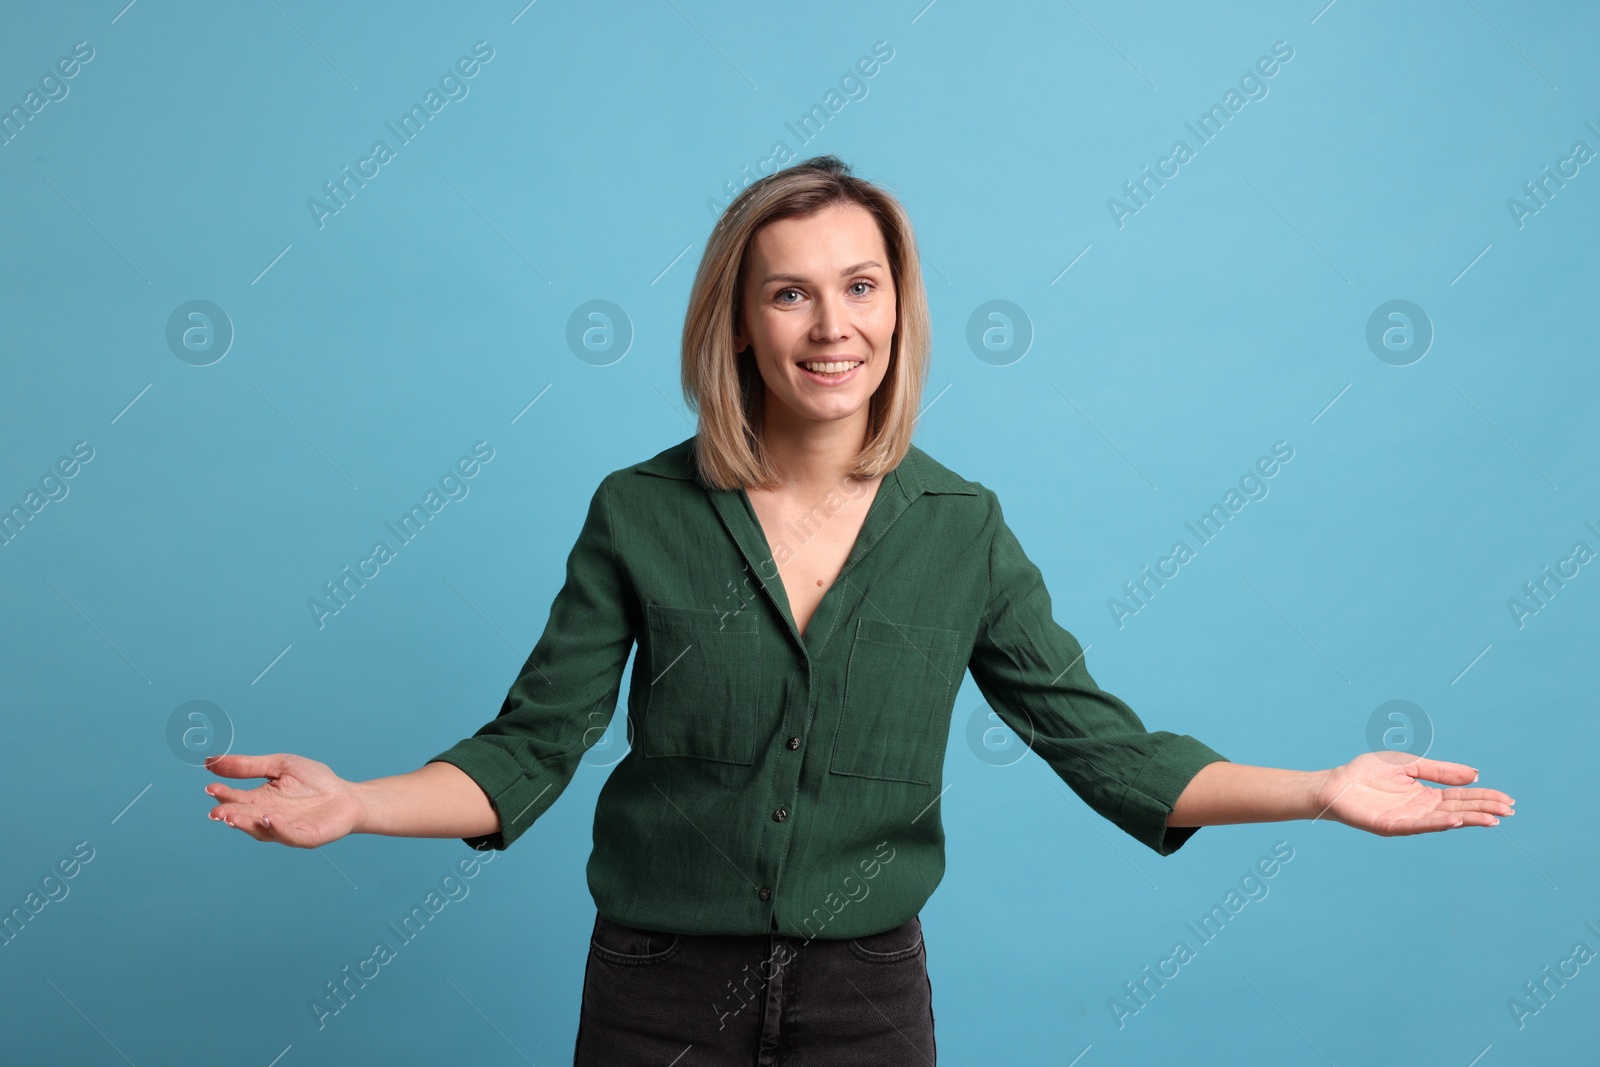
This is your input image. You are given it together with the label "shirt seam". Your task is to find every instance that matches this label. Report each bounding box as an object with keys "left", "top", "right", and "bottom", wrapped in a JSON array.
[
  {"left": 600, "top": 473, "right": 618, "bottom": 559},
  {"left": 1114, "top": 737, "right": 1173, "bottom": 826},
  {"left": 1116, "top": 734, "right": 1222, "bottom": 851},
  {"left": 548, "top": 475, "right": 626, "bottom": 766},
  {"left": 981, "top": 489, "right": 998, "bottom": 636}
]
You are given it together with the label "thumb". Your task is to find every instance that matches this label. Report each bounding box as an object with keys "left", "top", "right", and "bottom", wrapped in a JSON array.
[
  {"left": 1402, "top": 757, "right": 1478, "bottom": 786},
  {"left": 204, "top": 753, "right": 290, "bottom": 781}
]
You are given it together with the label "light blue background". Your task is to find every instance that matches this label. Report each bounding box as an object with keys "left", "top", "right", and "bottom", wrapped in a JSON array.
[{"left": 3, "top": 1, "right": 1596, "bottom": 1063}]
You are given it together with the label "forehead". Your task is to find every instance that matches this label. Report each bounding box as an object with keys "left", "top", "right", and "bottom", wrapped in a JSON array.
[{"left": 746, "top": 202, "right": 888, "bottom": 274}]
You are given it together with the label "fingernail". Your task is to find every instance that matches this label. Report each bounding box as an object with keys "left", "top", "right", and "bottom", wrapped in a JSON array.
[{"left": 1490, "top": 817, "right": 1500, "bottom": 825}]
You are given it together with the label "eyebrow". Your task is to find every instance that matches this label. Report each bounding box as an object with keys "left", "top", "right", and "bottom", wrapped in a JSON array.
[{"left": 759, "top": 260, "right": 883, "bottom": 286}]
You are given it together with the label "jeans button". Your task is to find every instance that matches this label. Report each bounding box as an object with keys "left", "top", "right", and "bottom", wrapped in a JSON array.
[
  {"left": 758, "top": 886, "right": 771, "bottom": 901},
  {"left": 786, "top": 736, "right": 801, "bottom": 750},
  {"left": 772, "top": 807, "right": 787, "bottom": 822}
]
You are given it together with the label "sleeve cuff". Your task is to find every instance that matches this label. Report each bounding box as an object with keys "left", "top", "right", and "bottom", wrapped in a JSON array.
[
  {"left": 427, "top": 739, "right": 551, "bottom": 852},
  {"left": 1117, "top": 734, "right": 1229, "bottom": 857}
]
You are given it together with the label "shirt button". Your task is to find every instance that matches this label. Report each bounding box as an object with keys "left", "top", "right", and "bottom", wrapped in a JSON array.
[
  {"left": 786, "top": 736, "right": 801, "bottom": 750},
  {"left": 758, "top": 886, "right": 771, "bottom": 901},
  {"left": 772, "top": 807, "right": 788, "bottom": 822}
]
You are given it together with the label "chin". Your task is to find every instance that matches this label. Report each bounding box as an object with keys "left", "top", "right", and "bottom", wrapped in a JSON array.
[
  {"left": 779, "top": 393, "right": 867, "bottom": 423},
  {"left": 810, "top": 401, "right": 870, "bottom": 423}
]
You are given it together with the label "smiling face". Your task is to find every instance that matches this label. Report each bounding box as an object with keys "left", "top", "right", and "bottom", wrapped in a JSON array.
[{"left": 732, "top": 200, "right": 897, "bottom": 439}]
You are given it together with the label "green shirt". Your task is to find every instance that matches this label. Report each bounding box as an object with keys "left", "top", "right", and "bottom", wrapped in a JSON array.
[{"left": 427, "top": 435, "right": 1228, "bottom": 939}]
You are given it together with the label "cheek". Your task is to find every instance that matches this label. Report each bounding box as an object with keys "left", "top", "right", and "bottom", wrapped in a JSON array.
[
  {"left": 760, "top": 348, "right": 798, "bottom": 387},
  {"left": 867, "top": 300, "right": 897, "bottom": 344},
  {"left": 753, "top": 350, "right": 791, "bottom": 392},
  {"left": 866, "top": 351, "right": 893, "bottom": 390},
  {"left": 755, "top": 309, "right": 801, "bottom": 349}
]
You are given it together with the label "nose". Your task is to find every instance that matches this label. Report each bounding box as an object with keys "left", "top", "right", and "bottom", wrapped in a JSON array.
[{"left": 809, "top": 291, "right": 850, "bottom": 342}]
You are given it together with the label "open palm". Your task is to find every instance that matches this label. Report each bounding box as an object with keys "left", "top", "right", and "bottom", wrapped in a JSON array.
[
  {"left": 203, "top": 753, "right": 364, "bottom": 849},
  {"left": 1315, "top": 753, "right": 1514, "bottom": 836}
]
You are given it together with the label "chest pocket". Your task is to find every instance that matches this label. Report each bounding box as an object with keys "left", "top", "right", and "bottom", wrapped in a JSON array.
[
  {"left": 641, "top": 604, "right": 761, "bottom": 765},
  {"left": 828, "top": 616, "right": 964, "bottom": 786}
]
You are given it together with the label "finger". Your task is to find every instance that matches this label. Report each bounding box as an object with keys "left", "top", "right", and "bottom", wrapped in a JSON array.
[
  {"left": 204, "top": 783, "right": 257, "bottom": 804},
  {"left": 1398, "top": 811, "right": 1473, "bottom": 835},
  {"left": 233, "top": 811, "right": 274, "bottom": 842},
  {"left": 204, "top": 753, "right": 289, "bottom": 781},
  {"left": 214, "top": 804, "right": 277, "bottom": 842},
  {"left": 1449, "top": 811, "right": 1500, "bottom": 827},
  {"left": 1401, "top": 758, "right": 1479, "bottom": 786},
  {"left": 1414, "top": 810, "right": 1500, "bottom": 831},
  {"left": 209, "top": 799, "right": 271, "bottom": 826},
  {"left": 1437, "top": 797, "right": 1514, "bottom": 816},
  {"left": 208, "top": 800, "right": 245, "bottom": 825},
  {"left": 1440, "top": 787, "right": 1514, "bottom": 805}
]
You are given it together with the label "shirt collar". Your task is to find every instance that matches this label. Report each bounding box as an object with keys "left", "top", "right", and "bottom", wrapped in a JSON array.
[
  {"left": 635, "top": 435, "right": 977, "bottom": 657},
  {"left": 634, "top": 435, "right": 979, "bottom": 499}
]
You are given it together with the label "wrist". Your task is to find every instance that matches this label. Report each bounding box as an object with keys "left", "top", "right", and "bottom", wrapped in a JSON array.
[
  {"left": 346, "top": 777, "right": 378, "bottom": 835},
  {"left": 1300, "top": 768, "right": 1335, "bottom": 822}
]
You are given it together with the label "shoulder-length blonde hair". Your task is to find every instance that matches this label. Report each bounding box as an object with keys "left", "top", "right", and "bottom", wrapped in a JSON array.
[{"left": 681, "top": 155, "right": 929, "bottom": 491}]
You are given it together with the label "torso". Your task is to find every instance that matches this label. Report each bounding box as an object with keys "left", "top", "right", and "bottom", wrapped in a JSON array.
[{"left": 745, "top": 474, "right": 886, "bottom": 638}]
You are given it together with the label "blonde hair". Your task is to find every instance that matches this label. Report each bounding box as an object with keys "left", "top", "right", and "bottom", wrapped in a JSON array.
[{"left": 681, "top": 155, "right": 929, "bottom": 491}]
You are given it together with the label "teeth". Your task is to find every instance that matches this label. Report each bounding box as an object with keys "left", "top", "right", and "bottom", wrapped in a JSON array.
[{"left": 801, "top": 361, "right": 860, "bottom": 373}]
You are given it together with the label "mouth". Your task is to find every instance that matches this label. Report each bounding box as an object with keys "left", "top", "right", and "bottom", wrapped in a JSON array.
[{"left": 796, "top": 358, "right": 863, "bottom": 384}]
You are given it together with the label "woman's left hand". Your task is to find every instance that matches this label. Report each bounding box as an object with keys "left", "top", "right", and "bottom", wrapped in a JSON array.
[{"left": 1314, "top": 754, "right": 1514, "bottom": 835}]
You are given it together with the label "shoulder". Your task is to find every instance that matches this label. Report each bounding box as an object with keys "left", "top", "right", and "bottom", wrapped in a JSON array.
[
  {"left": 895, "top": 444, "right": 1010, "bottom": 552},
  {"left": 625, "top": 436, "right": 698, "bottom": 483},
  {"left": 899, "top": 443, "right": 988, "bottom": 499},
  {"left": 590, "top": 437, "right": 703, "bottom": 518},
  {"left": 581, "top": 437, "right": 698, "bottom": 497}
]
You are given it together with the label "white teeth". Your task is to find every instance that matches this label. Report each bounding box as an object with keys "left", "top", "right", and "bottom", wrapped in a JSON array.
[{"left": 800, "top": 360, "right": 861, "bottom": 373}]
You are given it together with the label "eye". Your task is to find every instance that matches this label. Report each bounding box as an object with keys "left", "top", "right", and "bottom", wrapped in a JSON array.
[
  {"left": 775, "top": 287, "right": 804, "bottom": 304},
  {"left": 849, "top": 279, "right": 876, "bottom": 297}
]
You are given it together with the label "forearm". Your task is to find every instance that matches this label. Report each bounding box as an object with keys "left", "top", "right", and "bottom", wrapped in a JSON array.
[
  {"left": 351, "top": 760, "right": 501, "bottom": 839},
  {"left": 1166, "top": 761, "right": 1330, "bottom": 827}
]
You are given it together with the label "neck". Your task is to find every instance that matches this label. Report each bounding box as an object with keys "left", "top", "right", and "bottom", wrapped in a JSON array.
[{"left": 758, "top": 404, "right": 870, "bottom": 494}]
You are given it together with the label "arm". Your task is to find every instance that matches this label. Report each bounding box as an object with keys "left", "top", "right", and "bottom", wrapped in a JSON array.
[
  {"left": 965, "top": 491, "right": 1514, "bottom": 843},
  {"left": 1166, "top": 762, "right": 1325, "bottom": 827},
  {"left": 203, "top": 753, "right": 500, "bottom": 847},
  {"left": 353, "top": 760, "right": 499, "bottom": 839},
  {"left": 205, "top": 475, "right": 639, "bottom": 850},
  {"left": 425, "top": 473, "right": 639, "bottom": 851},
  {"left": 1167, "top": 755, "right": 1514, "bottom": 835},
  {"left": 966, "top": 490, "right": 1230, "bottom": 857}
]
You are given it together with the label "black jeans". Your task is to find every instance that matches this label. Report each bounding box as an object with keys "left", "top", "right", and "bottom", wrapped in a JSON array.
[{"left": 573, "top": 910, "right": 936, "bottom": 1065}]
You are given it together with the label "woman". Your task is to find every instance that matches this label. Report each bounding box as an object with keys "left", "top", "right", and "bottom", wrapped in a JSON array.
[{"left": 203, "top": 156, "right": 1513, "bottom": 1063}]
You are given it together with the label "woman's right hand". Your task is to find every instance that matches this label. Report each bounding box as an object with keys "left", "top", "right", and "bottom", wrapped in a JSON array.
[{"left": 203, "top": 753, "right": 366, "bottom": 848}]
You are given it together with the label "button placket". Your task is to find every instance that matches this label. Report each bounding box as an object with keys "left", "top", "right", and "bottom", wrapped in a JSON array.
[
  {"left": 757, "top": 669, "right": 803, "bottom": 913},
  {"left": 770, "top": 677, "right": 799, "bottom": 824}
]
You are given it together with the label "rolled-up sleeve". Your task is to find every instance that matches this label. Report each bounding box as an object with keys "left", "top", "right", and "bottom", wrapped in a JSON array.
[
  {"left": 427, "top": 473, "right": 638, "bottom": 851},
  {"left": 966, "top": 490, "right": 1227, "bottom": 856}
]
